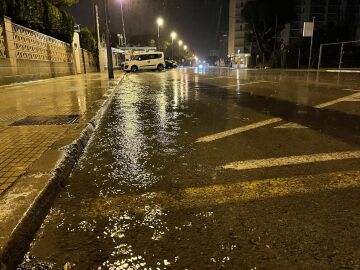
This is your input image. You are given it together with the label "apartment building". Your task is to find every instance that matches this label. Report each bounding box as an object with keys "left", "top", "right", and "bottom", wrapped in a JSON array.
[
  {"left": 283, "top": 0, "right": 360, "bottom": 42},
  {"left": 228, "top": 0, "right": 252, "bottom": 67}
]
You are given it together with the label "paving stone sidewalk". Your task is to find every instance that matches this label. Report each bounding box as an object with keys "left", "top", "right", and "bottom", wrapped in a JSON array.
[{"left": 0, "top": 72, "right": 121, "bottom": 195}]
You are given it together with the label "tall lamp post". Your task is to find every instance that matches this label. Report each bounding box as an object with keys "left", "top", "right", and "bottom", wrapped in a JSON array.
[
  {"left": 119, "top": 0, "right": 127, "bottom": 46},
  {"left": 104, "top": 0, "right": 114, "bottom": 79},
  {"left": 178, "top": 40, "right": 183, "bottom": 61},
  {"left": 170, "top": 31, "right": 177, "bottom": 60},
  {"left": 156, "top": 17, "right": 164, "bottom": 51}
]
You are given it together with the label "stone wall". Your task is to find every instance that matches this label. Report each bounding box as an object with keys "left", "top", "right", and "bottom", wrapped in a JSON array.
[{"left": 0, "top": 17, "right": 97, "bottom": 86}]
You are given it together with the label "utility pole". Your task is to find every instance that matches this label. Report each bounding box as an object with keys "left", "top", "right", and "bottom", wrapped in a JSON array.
[
  {"left": 120, "top": 0, "right": 127, "bottom": 46},
  {"left": 93, "top": 1, "right": 103, "bottom": 72},
  {"left": 104, "top": 0, "right": 114, "bottom": 79},
  {"left": 273, "top": 15, "right": 278, "bottom": 52},
  {"left": 308, "top": 17, "right": 315, "bottom": 69}
]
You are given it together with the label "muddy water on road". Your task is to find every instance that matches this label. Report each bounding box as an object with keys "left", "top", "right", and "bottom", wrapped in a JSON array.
[{"left": 22, "top": 70, "right": 360, "bottom": 269}]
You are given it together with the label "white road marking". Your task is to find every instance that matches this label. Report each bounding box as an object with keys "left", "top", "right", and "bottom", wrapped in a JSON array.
[
  {"left": 196, "top": 89, "right": 360, "bottom": 143},
  {"left": 196, "top": 118, "right": 282, "bottom": 143},
  {"left": 199, "top": 76, "right": 228, "bottom": 81},
  {"left": 343, "top": 89, "right": 360, "bottom": 92},
  {"left": 274, "top": 122, "right": 307, "bottom": 129},
  {"left": 223, "top": 80, "right": 274, "bottom": 88},
  {"left": 84, "top": 170, "right": 360, "bottom": 216},
  {"left": 314, "top": 92, "right": 360, "bottom": 108},
  {"left": 223, "top": 150, "right": 360, "bottom": 170}
]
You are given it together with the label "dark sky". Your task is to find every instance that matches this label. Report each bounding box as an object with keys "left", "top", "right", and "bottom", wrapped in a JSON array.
[{"left": 68, "top": 0, "right": 228, "bottom": 58}]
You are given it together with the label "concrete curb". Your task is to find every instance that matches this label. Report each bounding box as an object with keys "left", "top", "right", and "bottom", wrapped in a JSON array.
[{"left": 0, "top": 74, "right": 126, "bottom": 269}]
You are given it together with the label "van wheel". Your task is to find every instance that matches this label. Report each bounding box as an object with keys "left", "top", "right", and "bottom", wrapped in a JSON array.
[
  {"left": 131, "top": 66, "right": 138, "bottom": 72},
  {"left": 157, "top": 64, "right": 164, "bottom": 72}
]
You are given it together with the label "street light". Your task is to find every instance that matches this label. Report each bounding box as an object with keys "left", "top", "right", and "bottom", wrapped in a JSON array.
[
  {"left": 104, "top": 0, "right": 114, "bottom": 78},
  {"left": 119, "top": 0, "right": 127, "bottom": 46},
  {"left": 117, "top": 33, "right": 123, "bottom": 46},
  {"left": 170, "top": 31, "right": 177, "bottom": 59},
  {"left": 184, "top": 45, "right": 188, "bottom": 51},
  {"left": 178, "top": 40, "right": 183, "bottom": 60},
  {"left": 156, "top": 17, "right": 164, "bottom": 51}
]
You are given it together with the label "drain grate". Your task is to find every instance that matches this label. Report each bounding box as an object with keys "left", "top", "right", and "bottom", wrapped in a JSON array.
[{"left": 10, "top": 115, "right": 80, "bottom": 126}]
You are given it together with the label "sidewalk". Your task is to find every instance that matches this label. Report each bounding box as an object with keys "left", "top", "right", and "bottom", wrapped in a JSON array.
[{"left": 0, "top": 72, "right": 123, "bottom": 268}]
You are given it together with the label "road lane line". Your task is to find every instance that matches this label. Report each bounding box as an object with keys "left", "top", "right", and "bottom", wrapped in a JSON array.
[
  {"left": 274, "top": 122, "right": 307, "bottom": 129},
  {"left": 196, "top": 91, "right": 360, "bottom": 143},
  {"left": 199, "top": 76, "right": 228, "bottom": 81},
  {"left": 223, "top": 81, "right": 274, "bottom": 88},
  {"left": 223, "top": 150, "right": 360, "bottom": 171},
  {"left": 83, "top": 170, "right": 360, "bottom": 216},
  {"left": 314, "top": 92, "right": 360, "bottom": 108},
  {"left": 196, "top": 118, "right": 282, "bottom": 143},
  {"left": 343, "top": 89, "right": 360, "bottom": 92}
]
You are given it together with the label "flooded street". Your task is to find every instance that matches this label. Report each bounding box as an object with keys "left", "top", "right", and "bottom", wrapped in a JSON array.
[{"left": 22, "top": 68, "right": 360, "bottom": 269}]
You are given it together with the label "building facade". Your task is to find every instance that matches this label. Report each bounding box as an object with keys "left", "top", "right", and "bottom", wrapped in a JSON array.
[
  {"left": 282, "top": 0, "right": 360, "bottom": 43},
  {"left": 228, "top": 0, "right": 252, "bottom": 67}
]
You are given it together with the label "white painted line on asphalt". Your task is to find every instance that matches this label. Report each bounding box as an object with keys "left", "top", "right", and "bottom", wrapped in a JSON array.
[
  {"left": 343, "top": 89, "right": 360, "bottom": 92},
  {"left": 196, "top": 88, "right": 360, "bottom": 143},
  {"left": 274, "top": 122, "right": 308, "bottom": 129},
  {"left": 199, "top": 76, "right": 228, "bottom": 81},
  {"left": 84, "top": 170, "right": 360, "bottom": 215},
  {"left": 223, "top": 150, "right": 360, "bottom": 170},
  {"left": 314, "top": 92, "right": 360, "bottom": 108},
  {"left": 223, "top": 81, "right": 274, "bottom": 88},
  {"left": 325, "top": 69, "right": 360, "bottom": 73},
  {"left": 196, "top": 118, "right": 282, "bottom": 143}
]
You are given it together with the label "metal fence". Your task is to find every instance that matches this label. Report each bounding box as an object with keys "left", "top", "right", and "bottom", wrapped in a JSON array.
[{"left": 318, "top": 40, "right": 360, "bottom": 69}]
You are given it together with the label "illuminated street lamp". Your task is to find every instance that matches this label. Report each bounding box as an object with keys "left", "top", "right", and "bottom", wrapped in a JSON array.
[
  {"left": 118, "top": 0, "right": 127, "bottom": 46},
  {"left": 184, "top": 45, "right": 188, "bottom": 51},
  {"left": 104, "top": 0, "right": 114, "bottom": 78},
  {"left": 156, "top": 17, "right": 164, "bottom": 51},
  {"left": 170, "top": 31, "right": 177, "bottom": 59},
  {"left": 117, "top": 33, "right": 123, "bottom": 46},
  {"left": 178, "top": 40, "right": 183, "bottom": 60}
]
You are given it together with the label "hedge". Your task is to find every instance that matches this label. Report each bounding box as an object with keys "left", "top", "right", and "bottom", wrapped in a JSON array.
[{"left": 1, "top": 0, "right": 74, "bottom": 43}]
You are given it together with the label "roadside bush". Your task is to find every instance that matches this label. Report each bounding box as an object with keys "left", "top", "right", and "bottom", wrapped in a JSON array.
[
  {"left": 1, "top": 0, "right": 74, "bottom": 43},
  {"left": 80, "top": 27, "right": 96, "bottom": 52}
]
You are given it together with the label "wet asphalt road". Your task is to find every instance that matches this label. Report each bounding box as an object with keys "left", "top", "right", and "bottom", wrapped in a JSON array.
[{"left": 21, "top": 68, "right": 360, "bottom": 269}]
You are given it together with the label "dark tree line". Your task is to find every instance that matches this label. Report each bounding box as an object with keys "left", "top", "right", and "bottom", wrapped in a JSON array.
[{"left": 0, "top": 0, "right": 77, "bottom": 43}]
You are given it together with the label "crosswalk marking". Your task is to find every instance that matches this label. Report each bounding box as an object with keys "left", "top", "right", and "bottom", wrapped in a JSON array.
[
  {"left": 196, "top": 118, "right": 282, "bottom": 143},
  {"left": 223, "top": 150, "right": 360, "bottom": 171}
]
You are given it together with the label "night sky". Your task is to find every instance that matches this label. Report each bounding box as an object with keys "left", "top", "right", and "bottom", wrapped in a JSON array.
[{"left": 68, "top": 0, "right": 228, "bottom": 58}]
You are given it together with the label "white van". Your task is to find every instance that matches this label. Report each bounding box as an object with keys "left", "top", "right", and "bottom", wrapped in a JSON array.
[{"left": 123, "top": 52, "right": 166, "bottom": 72}]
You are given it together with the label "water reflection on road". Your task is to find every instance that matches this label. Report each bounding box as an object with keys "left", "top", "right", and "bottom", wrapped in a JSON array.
[{"left": 22, "top": 69, "right": 360, "bottom": 270}]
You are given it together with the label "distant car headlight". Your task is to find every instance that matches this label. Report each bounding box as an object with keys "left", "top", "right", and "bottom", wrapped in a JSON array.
[{"left": 198, "top": 64, "right": 204, "bottom": 69}]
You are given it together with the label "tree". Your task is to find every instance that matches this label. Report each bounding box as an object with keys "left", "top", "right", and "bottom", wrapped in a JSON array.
[
  {"left": 242, "top": 0, "right": 296, "bottom": 59},
  {"left": 48, "top": 0, "right": 78, "bottom": 7},
  {"left": 80, "top": 27, "right": 96, "bottom": 52},
  {"left": 1, "top": 0, "right": 75, "bottom": 43}
]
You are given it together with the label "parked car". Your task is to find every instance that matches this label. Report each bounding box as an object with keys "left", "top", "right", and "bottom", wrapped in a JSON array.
[
  {"left": 123, "top": 52, "right": 165, "bottom": 72},
  {"left": 165, "top": 60, "right": 178, "bottom": 69}
]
